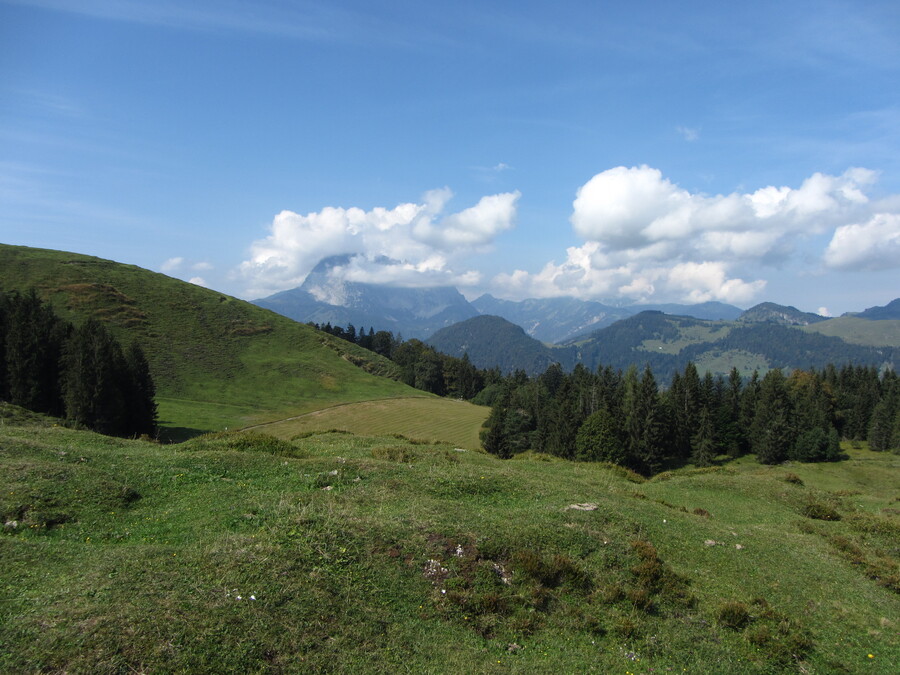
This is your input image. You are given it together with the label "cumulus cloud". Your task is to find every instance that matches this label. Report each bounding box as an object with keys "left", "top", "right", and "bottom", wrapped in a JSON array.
[
  {"left": 161, "top": 257, "right": 184, "bottom": 272},
  {"left": 162, "top": 257, "right": 213, "bottom": 274},
  {"left": 189, "top": 277, "right": 208, "bottom": 287},
  {"left": 492, "top": 165, "right": 882, "bottom": 304},
  {"left": 824, "top": 212, "right": 900, "bottom": 270},
  {"left": 239, "top": 189, "right": 519, "bottom": 298}
]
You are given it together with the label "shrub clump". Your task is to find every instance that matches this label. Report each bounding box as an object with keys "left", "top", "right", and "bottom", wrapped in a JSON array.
[
  {"left": 371, "top": 445, "right": 418, "bottom": 462},
  {"left": 717, "top": 600, "right": 751, "bottom": 630},
  {"left": 186, "top": 431, "right": 304, "bottom": 458},
  {"left": 801, "top": 497, "right": 841, "bottom": 521}
]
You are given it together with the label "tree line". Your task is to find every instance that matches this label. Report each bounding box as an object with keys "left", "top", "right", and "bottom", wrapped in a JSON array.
[
  {"left": 0, "top": 289, "right": 157, "bottom": 437},
  {"left": 480, "top": 361, "right": 899, "bottom": 475},
  {"left": 312, "top": 321, "right": 499, "bottom": 401}
]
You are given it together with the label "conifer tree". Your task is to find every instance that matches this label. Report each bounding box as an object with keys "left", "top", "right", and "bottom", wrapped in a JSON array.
[
  {"left": 691, "top": 407, "right": 717, "bottom": 467},
  {"left": 62, "top": 319, "right": 129, "bottom": 436},
  {"left": 575, "top": 405, "right": 625, "bottom": 463},
  {"left": 751, "top": 369, "right": 795, "bottom": 464},
  {"left": 124, "top": 342, "right": 158, "bottom": 437},
  {"left": 868, "top": 385, "right": 898, "bottom": 452},
  {"left": 4, "top": 290, "right": 67, "bottom": 416}
]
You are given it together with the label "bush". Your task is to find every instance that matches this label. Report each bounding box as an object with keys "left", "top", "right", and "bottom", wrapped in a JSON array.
[
  {"left": 801, "top": 497, "right": 841, "bottom": 521},
  {"left": 717, "top": 601, "right": 751, "bottom": 630}
]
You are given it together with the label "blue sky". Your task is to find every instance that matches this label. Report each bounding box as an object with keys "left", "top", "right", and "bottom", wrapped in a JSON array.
[{"left": 1, "top": 0, "right": 898, "bottom": 315}]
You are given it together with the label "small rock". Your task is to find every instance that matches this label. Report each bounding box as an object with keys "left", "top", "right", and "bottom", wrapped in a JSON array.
[
  {"left": 327, "top": 469, "right": 339, "bottom": 476},
  {"left": 735, "top": 544, "right": 744, "bottom": 550},
  {"left": 507, "top": 643, "right": 522, "bottom": 653},
  {"left": 321, "top": 485, "right": 334, "bottom": 491},
  {"left": 4, "top": 520, "right": 18, "bottom": 530},
  {"left": 704, "top": 539, "right": 718, "bottom": 547},
  {"left": 567, "top": 503, "right": 599, "bottom": 511}
]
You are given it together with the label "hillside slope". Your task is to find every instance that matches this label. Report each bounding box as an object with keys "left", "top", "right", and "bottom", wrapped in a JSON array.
[
  {"left": 803, "top": 316, "right": 900, "bottom": 347},
  {"left": 856, "top": 298, "right": 900, "bottom": 320},
  {"left": 427, "top": 315, "right": 574, "bottom": 374},
  {"left": 565, "top": 311, "right": 897, "bottom": 379},
  {"left": 0, "top": 245, "right": 418, "bottom": 437},
  {"left": 1, "top": 413, "right": 897, "bottom": 673}
]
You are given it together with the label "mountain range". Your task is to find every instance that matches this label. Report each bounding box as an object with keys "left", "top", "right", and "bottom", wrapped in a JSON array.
[
  {"left": 428, "top": 304, "right": 900, "bottom": 378},
  {"left": 253, "top": 255, "right": 478, "bottom": 339},
  {"left": 253, "top": 257, "right": 746, "bottom": 342}
]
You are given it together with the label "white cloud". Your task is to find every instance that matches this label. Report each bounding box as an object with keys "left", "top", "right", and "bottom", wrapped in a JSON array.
[
  {"left": 192, "top": 261, "right": 213, "bottom": 271},
  {"left": 824, "top": 212, "right": 900, "bottom": 270},
  {"left": 818, "top": 307, "right": 832, "bottom": 317},
  {"left": 571, "top": 165, "right": 875, "bottom": 258},
  {"left": 492, "top": 165, "right": 883, "bottom": 304},
  {"left": 238, "top": 189, "right": 519, "bottom": 298},
  {"left": 676, "top": 125, "right": 699, "bottom": 142},
  {"left": 161, "top": 257, "right": 184, "bottom": 272},
  {"left": 189, "top": 276, "right": 208, "bottom": 287}
]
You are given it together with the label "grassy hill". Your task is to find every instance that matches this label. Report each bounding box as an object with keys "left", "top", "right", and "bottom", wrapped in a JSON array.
[
  {"left": 802, "top": 316, "right": 900, "bottom": 347},
  {"left": 249, "top": 397, "right": 490, "bottom": 450},
  {"left": 1, "top": 405, "right": 897, "bottom": 673},
  {"left": 427, "top": 314, "right": 574, "bottom": 375},
  {"left": 0, "top": 244, "right": 421, "bottom": 438},
  {"left": 566, "top": 312, "right": 897, "bottom": 380}
]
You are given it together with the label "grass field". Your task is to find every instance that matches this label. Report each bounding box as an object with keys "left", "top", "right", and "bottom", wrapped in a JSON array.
[
  {"left": 2, "top": 402, "right": 897, "bottom": 673},
  {"left": 639, "top": 322, "right": 732, "bottom": 355},
  {"left": 249, "top": 397, "right": 491, "bottom": 450},
  {"left": 802, "top": 317, "right": 900, "bottom": 347}
]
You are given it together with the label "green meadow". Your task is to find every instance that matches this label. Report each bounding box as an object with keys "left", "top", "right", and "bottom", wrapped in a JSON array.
[
  {"left": 2, "top": 403, "right": 897, "bottom": 674},
  {"left": 250, "top": 396, "right": 490, "bottom": 450}
]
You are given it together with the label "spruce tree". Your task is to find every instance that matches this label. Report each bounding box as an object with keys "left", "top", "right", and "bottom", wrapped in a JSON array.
[
  {"left": 751, "top": 369, "right": 795, "bottom": 464},
  {"left": 62, "top": 319, "right": 129, "bottom": 436},
  {"left": 124, "top": 342, "right": 158, "bottom": 437},
  {"left": 691, "top": 407, "right": 717, "bottom": 467},
  {"left": 575, "top": 406, "right": 625, "bottom": 463},
  {"left": 4, "top": 290, "right": 67, "bottom": 416}
]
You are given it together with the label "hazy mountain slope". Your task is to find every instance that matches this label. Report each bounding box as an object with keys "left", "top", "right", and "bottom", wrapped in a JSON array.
[
  {"left": 471, "top": 295, "right": 744, "bottom": 344},
  {"left": 0, "top": 245, "right": 416, "bottom": 436},
  {"left": 471, "top": 294, "right": 633, "bottom": 343},
  {"left": 801, "top": 316, "right": 900, "bottom": 347},
  {"left": 631, "top": 301, "right": 743, "bottom": 321},
  {"left": 739, "top": 302, "right": 827, "bottom": 325},
  {"left": 569, "top": 311, "right": 895, "bottom": 380},
  {"left": 855, "top": 297, "right": 900, "bottom": 320},
  {"left": 427, "top": 315, "right": 574, "bottom": 374},
  {"left": 254, "top": 255, "right": 478, "bottom": 339}
]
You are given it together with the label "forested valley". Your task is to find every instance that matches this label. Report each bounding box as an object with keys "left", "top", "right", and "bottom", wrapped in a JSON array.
[{"left": 315, "top": 320, "right": 900, "bottom": 475}]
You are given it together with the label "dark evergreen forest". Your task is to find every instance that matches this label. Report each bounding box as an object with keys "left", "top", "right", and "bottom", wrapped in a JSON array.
[
  {"left": 481, "top": 362, "right": 900, "bottom": 475},
  {"left": 0, "top": 290, "right": 157, "bottom": 438},
  {"left": 316, "top": 320, "right": 900, "bottom": 475}
]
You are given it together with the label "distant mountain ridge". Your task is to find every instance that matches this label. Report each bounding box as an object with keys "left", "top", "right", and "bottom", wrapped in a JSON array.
[
  {"left": 254, "top": 256, "right": 477, "bottom": 339},
  {"left": 429, "top": 309, "right": 897, "bottom": 381},
  {"left": 470, "top": 294, "right": 632, "bottom": 344},
  {"left": 856, "top": 298, "right": 900, "bottom": 320},
  {"left": 254, "top": 256, "right": 747, "bottom": 344},
  {"left": 738, "top": 302, "right": 827, "bottom": 326},
  {"left": 427, "top": 315, "right": 571, "bottom": 375}
]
